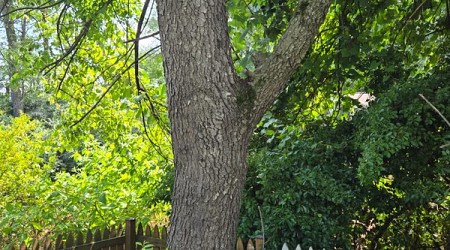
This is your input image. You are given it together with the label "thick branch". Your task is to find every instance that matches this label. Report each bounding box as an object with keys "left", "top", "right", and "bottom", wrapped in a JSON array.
[{"left": 249, "top": 0, "right": 331, "bottom": 125}]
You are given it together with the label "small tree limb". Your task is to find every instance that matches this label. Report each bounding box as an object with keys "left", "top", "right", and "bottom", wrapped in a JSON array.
[
  {"left": 419, "top": 94, "right": 450, "bottom": 127},
  {"left": 419, "top": 94, "right": 450, "bottom": 148}
]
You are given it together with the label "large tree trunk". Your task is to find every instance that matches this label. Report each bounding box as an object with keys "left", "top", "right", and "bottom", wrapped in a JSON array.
[
  {"left": 157, "top": 2, "right": 250, "bottom": 248},
  {"left": 156, "top": 0, "right": 331, "bottom": 249}
]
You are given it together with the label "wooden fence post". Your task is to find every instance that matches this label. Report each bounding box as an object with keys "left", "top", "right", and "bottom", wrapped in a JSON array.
[
  {"left": 255, "top": 235, "right": 264, "bottom": 250},
  {"left": 126, "top": 218, "right": 136, "bottom": 250}
]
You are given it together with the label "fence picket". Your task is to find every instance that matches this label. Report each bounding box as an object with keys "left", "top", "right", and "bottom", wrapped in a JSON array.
[
  {"left": 118, "top": 224, "right": 124, "bottom": 236},
  {"left": 55, "top": 234, "right": 63, "bottom": 249},
  {"left": 246, "top": 239, "right": 255, "bottom": 250},
  {"left": 110, "top": 226, "right": 116, "bottom": 237},
  {"left": 152, "top": 225, "right": 160, "bottom": 238},
  {"left": 137, "top": 222, "right": 144, "bottom": 238},
  {"left": 104, "top": 227, "right": 111, "bottom": 250},
  {"left": 93, "top": 228, "right": 102, "bottom": 241},
  {"left": 19, "top": 241, "right": 26, "bottom": 250},
  {"left": 255, "top": 237, "right": 263, "bottom": 250},
  {"left": 75, "top": 231, "right": 84, "bottom": 246},
  {"left": 103, "top": 227, "right": 111, "bottom": 240},
  {"left": 154, "top": 225, "right": 162, "bottom": 250},
  {"left": 236, "top": 238, "right": 244, "bottom": 250},
  {"left": 282, "top": 243, "right": 289, "bottom": 250},
  {"left": 43, "top": 238, "right": 52, "bottom": 250},
  {"left": 84, "top": 229, "right": 92, "bottom": 243},
  {"left": 161, "top": 226, "right": 168, "bottom": 241},
  {"left": 145, "top": 224, "right": 152, "bottom": 237},
  {"left": 65, "top": 232, "right": 74, "bottom": 248}
]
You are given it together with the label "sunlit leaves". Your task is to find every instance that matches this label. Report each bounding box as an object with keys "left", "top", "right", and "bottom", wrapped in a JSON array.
[
  {"left": 0, "top": 115, "right": 51, "bottom": 243},
  {"left": 227, "top": 0, "right": 295, "bottom": 75},
  {"left": 0, "top": 112, "right": 172, "bottom": 244},
  {"left": 0, "top": 115, "right": 46, "bottom": 206},
  {"left": 0, "top": 0, "right": 171, "bottom": 245}
]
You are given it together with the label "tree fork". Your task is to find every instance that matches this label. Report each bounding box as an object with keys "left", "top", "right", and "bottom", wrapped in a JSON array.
[{"left": 155, "top": 0, "right": 331, "bottom": 249}]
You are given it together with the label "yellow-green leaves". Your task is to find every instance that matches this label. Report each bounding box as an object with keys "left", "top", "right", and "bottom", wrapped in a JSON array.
[{"left": 0, "top": 115, "right": 46, "bottom": 206}]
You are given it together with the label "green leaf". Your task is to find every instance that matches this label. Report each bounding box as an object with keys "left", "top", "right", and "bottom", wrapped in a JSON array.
[{"left": 99, "top": 192, "right": 107, "bottom": 204}]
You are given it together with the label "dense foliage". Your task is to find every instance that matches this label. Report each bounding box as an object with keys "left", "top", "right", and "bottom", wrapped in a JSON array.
[
  {"left": 0, "top": 0, "right": 449, "bottom": 248},
  {"left": 237, "top": 0, "right": 450, "bottom": 248},
  {"left": 239, "top": 68, "right": 450, "bottom": 248}
]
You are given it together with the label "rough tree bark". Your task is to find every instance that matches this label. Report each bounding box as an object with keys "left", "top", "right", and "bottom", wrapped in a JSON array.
[
  {"left": 1, "top": 0, "right": 24, "bottom": 117},
  {"left": 155, "top": 0, "right": 331, "bottom": 249}
]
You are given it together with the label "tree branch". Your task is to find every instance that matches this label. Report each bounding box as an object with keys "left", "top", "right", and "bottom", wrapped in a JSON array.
[
  {"left": 419, "top": 94, "right": 450, "bottom": 148},
  {"left": 133, "top": 0, "right": 166, "bottom": 132},
  {"left": 71, "top": 45, "right": 160, "bottom": 128},
  {"left": 419, "top": 94, "right": 450, "bottom": 128},
  {"left": 249, "top": 0, "right": 332, "bottom": 125},
  {"left": 42, "top": 0, "right": 114, "bottom": 78},
  {"left": 134, "top": 0, "right": 151, "bottom": 93},
  {"left": 0, "top": 0, "right": 65, "bottom": 18},
  {"left": 124, "top": 31, "right": 159, "bottom": 43},
  {"left": 369, "top": 208, "right": 404, "bottom": 250}
]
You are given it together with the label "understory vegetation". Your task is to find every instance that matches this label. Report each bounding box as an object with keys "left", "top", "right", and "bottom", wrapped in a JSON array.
[{"left": 1, "top": 0, "right": 449, "bottom": 249}]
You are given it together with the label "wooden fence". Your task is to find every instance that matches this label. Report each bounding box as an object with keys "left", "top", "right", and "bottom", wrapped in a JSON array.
[
  {"left": 237, "top": 238, "right": 316, "bottom": 250},
  {"left": 8, "top": 218, "right": 166, "bottom": 250},
  {"left": 9, "top": 219, "right": 318, "bottom": 250}
]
